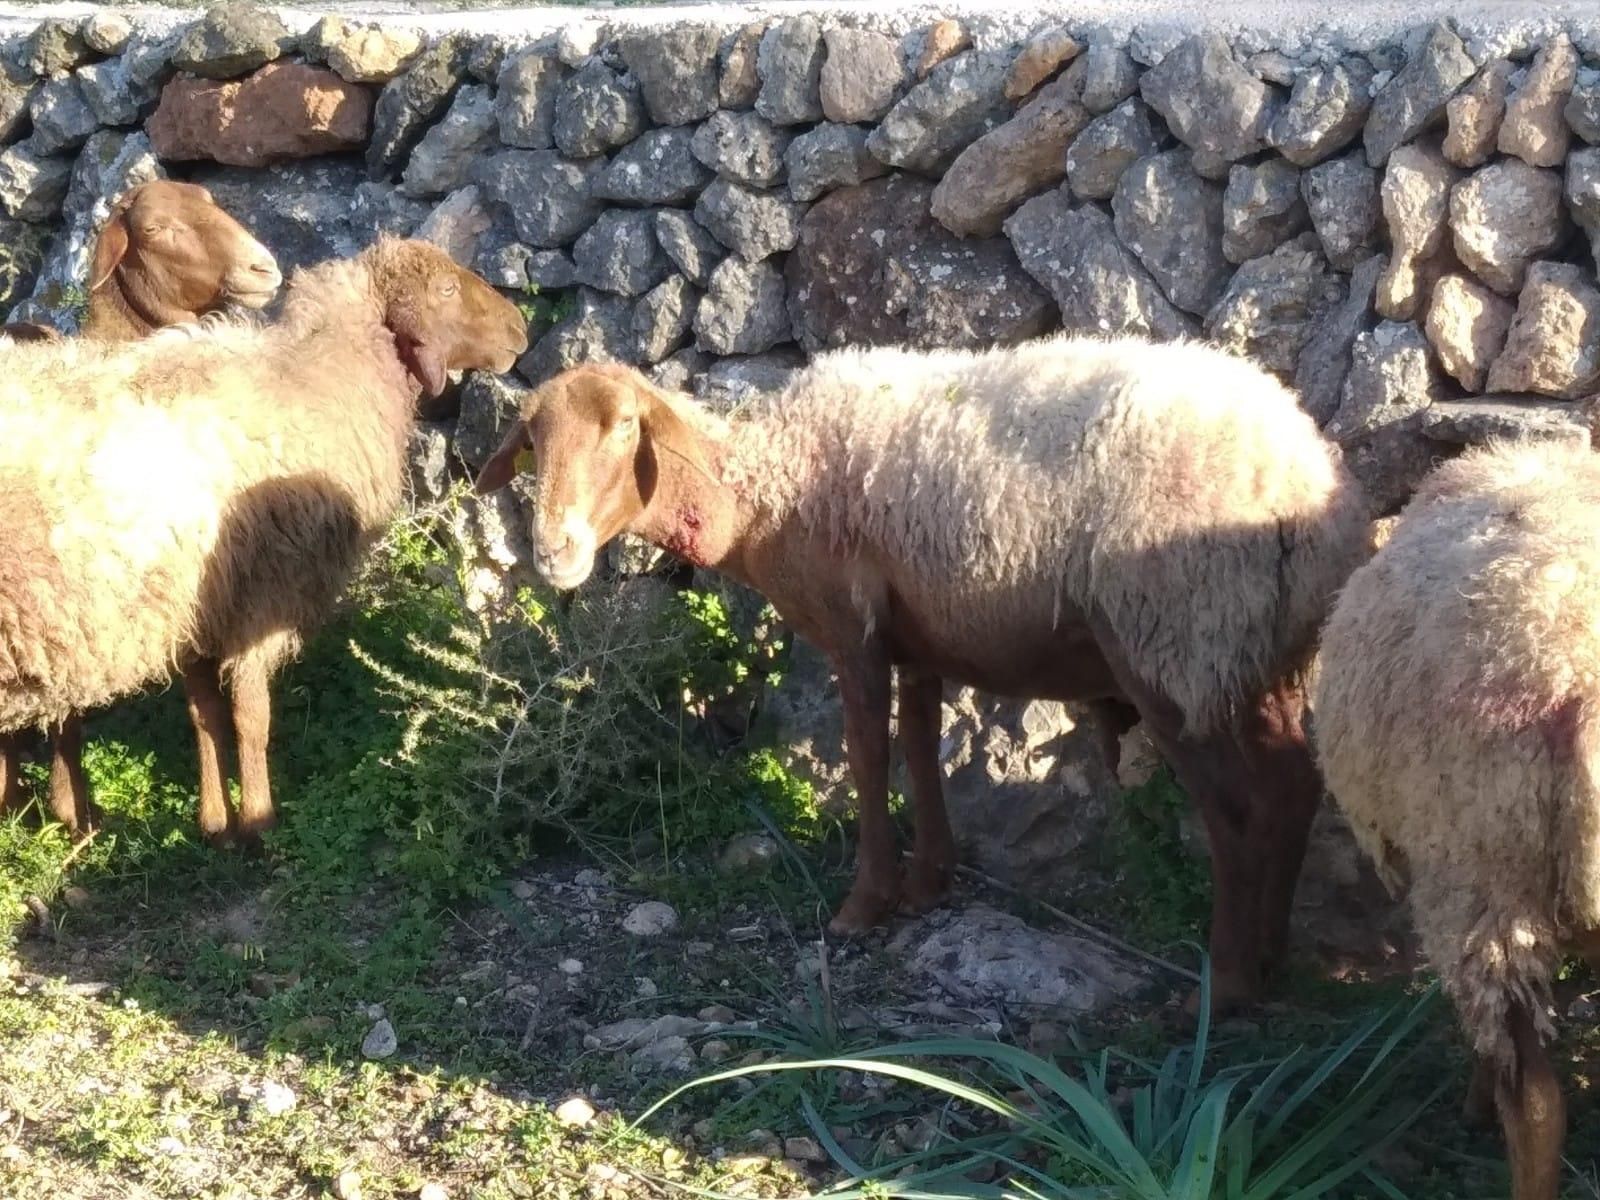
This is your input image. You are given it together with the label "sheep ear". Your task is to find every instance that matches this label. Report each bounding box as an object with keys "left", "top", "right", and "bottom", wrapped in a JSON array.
[
  {"left": 639, "top": 383, "right": 718, "bottom": 486},
  {"left": 88, "top": 209, "right": 130, "bottom": 292},
  {"left": 474, "top": 419, "right": 533, "bottom": 496},
  {"left": 385, "top": 302, "right": 449, "bottom": 397}
]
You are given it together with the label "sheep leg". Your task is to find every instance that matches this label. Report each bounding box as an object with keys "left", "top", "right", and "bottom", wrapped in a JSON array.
[
  {"left": 1234, "top": 681, "right": 1321, "bottom": 975},
  {"left": 1465, "top": 1056, "right": 1497, "bottom": 1128},
  {"left": 1123, "top": 706, "right": 1264, "bottom": 1010},
  {"left": 183, "top": 658, "right": 235, "bottom": 844},
  {"left": 0, "top": 733, "right": 25, "bottom": 814},
  {"left": 1088, "top": 698, "right": 1141, "bottom": 777},
  {"left": 1083, "top": 619, "right": 1264, "bottom": 1011},
  {"left": 1183, "top": 749, "right": 1266, "bottom": 1014},
  {"left": 1497, "top": 1001, "right": 1564, "bottom": 1200},
  {"left": 48, "top": 715, "right": 94, "bottom": 835},
  {"left": 828, "top": 646, "right": 898, "bottom": 936},
  {"left": 897, "top": 666, "right": 955, "bottom": 915},
  {"left": 230, "top": 658, "right": 276, "bottom": 843}
]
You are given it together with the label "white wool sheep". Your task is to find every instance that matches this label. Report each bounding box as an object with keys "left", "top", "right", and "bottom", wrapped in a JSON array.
[
  {"left": 0, "top": 237, "right": 527, "bottom": 844},
  {"left": 476, "top": 335, "right": 1372, "bottom": 1010},
  {"left": 1313, "top": 438, "right": 1600, "bottom": 1200},
  {"left": 0, "top": 179, "right": 283, "bottom": 836}
]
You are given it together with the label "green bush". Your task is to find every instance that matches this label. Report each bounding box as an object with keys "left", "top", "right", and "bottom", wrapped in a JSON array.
[{"left": 270, "top": 488, "right": 797, "bottom": 898}]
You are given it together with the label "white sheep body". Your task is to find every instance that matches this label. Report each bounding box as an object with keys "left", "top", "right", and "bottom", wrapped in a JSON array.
[
  {"left": 1312, "top": 438, "right": 1600, "bottom": 1069},
  {"left": 715, "top": 335, "right": 1371, "bottom": 730},
  {"left": 0, "top": 254, "right": 414, "bottom": 731}
]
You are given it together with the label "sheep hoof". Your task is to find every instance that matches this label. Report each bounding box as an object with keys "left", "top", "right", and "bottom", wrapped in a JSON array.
[
  {"left": 898, "top": 861, "right": 952, "bottom": 916},
  {"left": 232, "top": 829, "right": 272, "bottom": 859},
  {"left": 236, "top": 813, "right": 277, "bottom": 838},
  {"left": 827, "top": 888, "right": 898, "bottom": 938},
  {"left": 1181, "top": 972, "right": 1258, "bottom": 1020}
]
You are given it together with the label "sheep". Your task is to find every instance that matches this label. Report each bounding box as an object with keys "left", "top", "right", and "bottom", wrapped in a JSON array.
[
  {"left": 0, "top": 236, "right": 528, "bottom": 845},
  {"left": 1312, "top": 438, "right": 1600, "bottom": 1200},
  {"left": 3, "top": 179, "right": 281, "bottom": 344},
  {"left": 0, "top": 178, "right": 283, "bottom": 835},
  {"left": 1, "top": 322, "right": 61, "bottom": 342},
  {"left": 473, "top": 338, "right": 1372, "bottom": 1011}
]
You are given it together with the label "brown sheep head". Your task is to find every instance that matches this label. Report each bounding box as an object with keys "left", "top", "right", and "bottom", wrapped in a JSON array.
[
  {"left": 363, "top": 237, "right": 529, "bottom": 399},
  {"left": 90, "top": 180, "right": 283, "bottom": 326},
  {"left": 0, "top": 321, "right": 63, "bottom": 343},
  {"left": 473, "top": 363, "right": 715, "bottom": 590}
]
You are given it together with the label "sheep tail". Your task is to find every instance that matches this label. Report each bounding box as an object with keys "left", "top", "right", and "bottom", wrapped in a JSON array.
[{"left": 1425, "top": 879, "right": 1560, "bottom": 1073}]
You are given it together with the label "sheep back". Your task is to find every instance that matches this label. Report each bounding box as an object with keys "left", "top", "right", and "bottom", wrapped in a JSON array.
[
  {"left": 1312, "top": 439, "right": 1600, "bottom": 1067},
  {"left": 725, "top": 335, "right": 1370, "bottom": 733}
]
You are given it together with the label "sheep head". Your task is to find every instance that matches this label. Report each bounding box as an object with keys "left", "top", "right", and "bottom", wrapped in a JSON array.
[
  {"left": 89, "top": 180, "right": 283, "bottom": 329},
  {"left": 473, "top": 363, "right": 716, "bottom": 590},
  {"left": 364, "top": 238, "right": 528, "bottom": 399},
  {"left": 0, "top": 321, "right": 63, "bottom": 343}
]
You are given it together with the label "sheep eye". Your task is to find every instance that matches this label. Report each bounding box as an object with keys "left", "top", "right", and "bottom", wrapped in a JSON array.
[
  {"left": 613, "top": 415, "right": 637, "bottom": 437},
  {"left": 439, "top": 279, "right": 459, "bottom": 298},
  {"left": 142, "top": 225, "right": 163, "bottom": 236}
]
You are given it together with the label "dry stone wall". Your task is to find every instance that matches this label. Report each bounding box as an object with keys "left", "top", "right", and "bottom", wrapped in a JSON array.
[{"left": 0, "top": 2, "right": 1595, "bottom": 919}]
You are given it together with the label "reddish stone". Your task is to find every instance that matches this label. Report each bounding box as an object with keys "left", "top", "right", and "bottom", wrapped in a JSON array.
[{"left": 148, "top": 62, "right": 372, "bottom": 168}]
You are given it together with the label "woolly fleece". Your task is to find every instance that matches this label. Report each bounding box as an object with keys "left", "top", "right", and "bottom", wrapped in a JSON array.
[
  {"left": 1313, "top": 439, "right": 1600, "bottom": 1067},
  {"left": 712, "top": 334, "right": 1372, "bottom": 732}
]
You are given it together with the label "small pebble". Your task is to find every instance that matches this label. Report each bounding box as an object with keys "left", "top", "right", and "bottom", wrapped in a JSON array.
[
  {"left": 256, "top": 1080, "right": 296, "bottom": 1117},
  {"left": 785, "top": 1135, "right": 827, "bottom": 1164},
  {"left": 555, "top": 1096, "right": 596, "bottom": 1127},
  {"left": 718, "top": 833, "right": 780, "bottom": 874},
  {"left": 510, "top": 880, "right": 535, "bottom": 900},
  {"left": 559, "top": 958, "right": 584, "bottom": 976},
  {"left": 418, "top": 1185, "right": 448, "bottom": 1200},
  {"left": 634, "top": 977, "right": 658, "bottom": 998},
  {"left": 362, "top": 1018, "right": 397, "bottom": 1060},
  {"left": 61, "top": 886, "right": 91, "bottom": 910},
  {"left": 622, "top": 901, "right": 679, "bottom": 937},
  {"left": 334, "top": 1169, "right": 363, "bottom": 1200},
  {"left": 698, "top": 1004, "right": 736, "bottom": 1024},
  {"left": 699, "top": 1039, "right": 733, "bottom": 1064}
]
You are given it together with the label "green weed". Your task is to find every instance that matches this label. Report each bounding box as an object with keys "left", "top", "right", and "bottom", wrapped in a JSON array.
[
  {"left": 1101, "top": 765, "right": 1213, "bottom": 952},
  {"left": 639, "top": 968, "right": 1455, "bottom": 1199}
]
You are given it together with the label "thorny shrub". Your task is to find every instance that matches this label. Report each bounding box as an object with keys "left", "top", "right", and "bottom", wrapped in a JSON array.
[{"left": 311, "top": 483, "right": 807, "bottom": 890}]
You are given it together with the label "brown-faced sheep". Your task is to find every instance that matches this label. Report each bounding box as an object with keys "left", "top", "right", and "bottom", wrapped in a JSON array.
[
  {"left": 474, "top": 339, "right": 1372, "bottom": 1011},
  {"left": 1312, "top": 438, "right": 1600, "bottom": 1200},
  {"left": 3, "top": 179, "right": 281, "bottom": 345},
  {"left": 0, "top": 178, "right": 283, "bottom": 835},
  {"left": 0, "top": 237, "right": 527, "bottom": 844},
  {"left": 1, "top": 322, "right": 61, "bottom": 342}
]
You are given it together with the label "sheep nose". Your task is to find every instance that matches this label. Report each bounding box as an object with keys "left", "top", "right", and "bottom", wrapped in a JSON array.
[
  {"left": 253, "top": 259, "right": 283, "bottom": 287},
  {"left": 537, "top": 533, "right": 574, "bottom": 567}
]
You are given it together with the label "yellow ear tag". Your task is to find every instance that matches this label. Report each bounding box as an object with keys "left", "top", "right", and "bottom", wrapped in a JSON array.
[{"left": 514, "top": 449, "right": 536, "bottom": 473}]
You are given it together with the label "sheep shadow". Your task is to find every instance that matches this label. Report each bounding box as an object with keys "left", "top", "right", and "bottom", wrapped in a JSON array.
[
  {"left": 8, "top": 473, "right": 432, "bottom": 1003},
  {"left": 6, "top": 469, "right": 780, "bottom": 1101}
]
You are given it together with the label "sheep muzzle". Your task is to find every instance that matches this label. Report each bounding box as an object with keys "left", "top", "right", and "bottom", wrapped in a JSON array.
[{"left": 221, "top": 255, "right": 284, "bottom": 309}]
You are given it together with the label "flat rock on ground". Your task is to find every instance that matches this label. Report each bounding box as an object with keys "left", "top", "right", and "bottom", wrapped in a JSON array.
[{"left": 890, "top": 904, "right": 1147, "bottom": 1012}]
